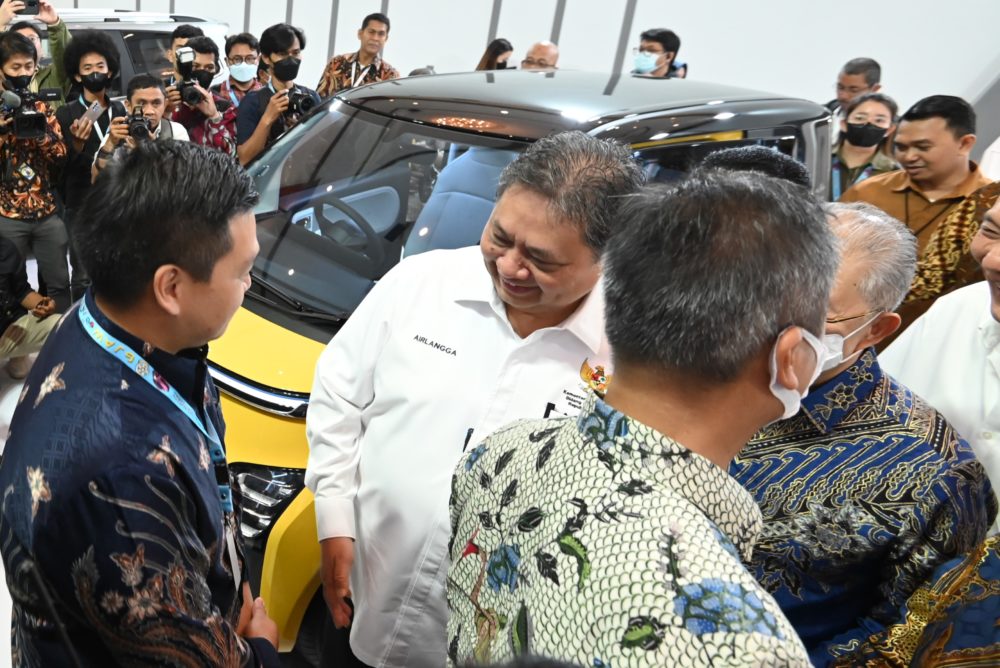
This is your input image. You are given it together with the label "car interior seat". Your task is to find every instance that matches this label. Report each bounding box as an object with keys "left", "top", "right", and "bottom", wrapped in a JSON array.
[{"left": 403, "top": 146, "right": 520, "bottom": 257}]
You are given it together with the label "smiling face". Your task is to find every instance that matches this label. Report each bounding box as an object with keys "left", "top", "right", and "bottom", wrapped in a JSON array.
[
  {"left": 893, "top": 116, "right": 974, "bottom": 188},
  {"left": 479, "top": 185, "right": 600, "bottom": 328},
  {"left": 972, "top": 199, "right": 1000, "bottom": 322}
]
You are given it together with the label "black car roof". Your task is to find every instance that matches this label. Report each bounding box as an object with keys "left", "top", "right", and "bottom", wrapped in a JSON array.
[{"left": 338, "top": 70, "right": 825, "bottom": 142}]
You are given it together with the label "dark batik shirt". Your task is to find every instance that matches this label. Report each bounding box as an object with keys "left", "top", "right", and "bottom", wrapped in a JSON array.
[
  {"left": 730, "top": 348, "right": 997, "bottom": 666},
  {"left": 827, "top": 535, "right": 1000, "bottom": 666},
  {"left": 0, "top": 291, "right": 279, "bottom": 667}
]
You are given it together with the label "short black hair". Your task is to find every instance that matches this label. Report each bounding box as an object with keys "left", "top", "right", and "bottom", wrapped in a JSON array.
[
  {"left": 171, "top": 24, "right": 205, "bottom": 43},
  {"left": 75, "top": 141, "right": 259, "bottom": 307},
  {"left": 698, "top": 145, "right": 812, "bottom": 188},
  {"left": 361, "top": 12, "right": 390, "bottom": 32},
  {"left": 900, "top": 94, "right": 976, "bottom": 138},
  {"left": 841, "top": 57, "right": 881, "bottom": 87},
  {"left": 225, "top": 32, "right": 260, "bottom": 57},
  {"left": 0, "top": 31, "right": 36, "bottom": 67},
  {"left": 185, "top": 36, "right": 220, "bottom": 64},
  {"left": 9, "top": 21, "right": 42, "bottom": 42},
  {"left": 62, "top": 29, "right": 120, "bottom": 79},
  {"left": 639, "top": 28, "right": 680, "bottom": 54},
  {"left": 126, "top": 73, "right": 165, "bottom": 101},
  {"left": 259, "top": 23, "right": 306, "bottom": 57}
]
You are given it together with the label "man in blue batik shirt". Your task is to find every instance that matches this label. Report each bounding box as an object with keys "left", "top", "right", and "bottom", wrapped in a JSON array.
[
  {"left": 0, "top": 141, "right": 280, "bottom": 666},
  {"left": 730, "top": 201, "right": 997, "bottom": 666}
]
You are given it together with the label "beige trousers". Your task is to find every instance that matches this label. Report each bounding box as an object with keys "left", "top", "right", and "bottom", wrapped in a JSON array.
[{"left": 0, "top": 313, "right": 58, "bottom": 359}]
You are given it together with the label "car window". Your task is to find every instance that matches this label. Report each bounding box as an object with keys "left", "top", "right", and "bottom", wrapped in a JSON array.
[
  {"left": 248, "top": 106, "right": 527, "bottom": 325},
  {"left": 635, "top": 137, "right": 797, "bottom": 184},
  {"left": 122, "top": 30, "right": 172, "bottom": 79}
]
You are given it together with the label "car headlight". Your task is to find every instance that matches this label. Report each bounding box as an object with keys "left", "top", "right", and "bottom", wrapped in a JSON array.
[{"left": 231, "top": 464, "right": 305, "bottom": 548}]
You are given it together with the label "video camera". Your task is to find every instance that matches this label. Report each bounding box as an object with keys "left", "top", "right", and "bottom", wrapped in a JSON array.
[
  {"left": 285, "top": 88, "right": 316, "bottom": 117},
  {"left": 0, "top": 88, "right": 60, "bottom": 140},
  {"left": 174, "top": 46, "right": 206, "bottom": 107}
]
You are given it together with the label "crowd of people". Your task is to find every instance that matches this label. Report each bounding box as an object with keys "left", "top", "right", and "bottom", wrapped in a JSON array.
[{"left": 0, "top": 3, "right": 997, "bottom": 667}]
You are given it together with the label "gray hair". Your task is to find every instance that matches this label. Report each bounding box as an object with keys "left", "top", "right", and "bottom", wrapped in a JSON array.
[
  {"left": 497, "top": 131, "right": 644, "bottom": 253},
  {"left": 826, "top": 202, "right": 917, "bottom": 311},
  {"left": 603, "top": 170, "right": 838, "bottom": 382}
]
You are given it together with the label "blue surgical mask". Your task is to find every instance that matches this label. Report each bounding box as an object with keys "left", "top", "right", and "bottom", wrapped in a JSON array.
[
  {"left": 633, "top": 51, "right": 659, "bottom": 74},
  {"left": 768, "top": 326, "right": 825, "bottom": 422},
  {"left": 230, "top": 62, "right": 257, "bottom": 83}
]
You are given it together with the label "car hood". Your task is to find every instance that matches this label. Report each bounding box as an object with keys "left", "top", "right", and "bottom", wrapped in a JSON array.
[{"left": 209, "top": 306, "right": 326, "bottom": 395}]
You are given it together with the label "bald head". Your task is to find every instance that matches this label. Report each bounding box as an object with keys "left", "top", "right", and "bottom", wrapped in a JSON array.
[{"left": 522, "top": 41, "right": 559, "bottom": 69}]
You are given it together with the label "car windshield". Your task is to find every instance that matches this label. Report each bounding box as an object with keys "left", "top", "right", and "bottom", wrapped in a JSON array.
[{"left": 247, "top": 103, "right": 528, "bottom": 325}]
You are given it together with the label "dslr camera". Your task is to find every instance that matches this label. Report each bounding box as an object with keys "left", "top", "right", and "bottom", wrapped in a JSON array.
[
  {"left": 174, "top": 46, "right": 206, "bottom": 107},
  {"left": 127, "top": 104, "right": 153, "bottom": 140},
  {"left": 285, "top": 88, "right": 316, "bottom": 117},
  {"left": 0, "top": 88, "right": 59, "bottom": 140}
]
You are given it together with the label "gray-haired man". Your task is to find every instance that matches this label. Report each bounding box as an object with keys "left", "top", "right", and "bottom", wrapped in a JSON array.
[
  {"left": 305, "top": 131, "right": 643, "bottom": 667},
  {"left": 448, "top": 170, "right": 837, "bottom": 666},
  {"left": 730, "top": 202, "right": 995, "bottom": 665}
]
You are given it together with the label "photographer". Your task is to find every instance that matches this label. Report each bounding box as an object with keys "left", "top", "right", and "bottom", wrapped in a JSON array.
[
  {"left": 0, "top": 31, "right": 68, "bottom": 311},
  {"left": 56, "top": 29, "right": 125, "bottom": 301},
  {"left": 5, "top": 0, "right": 72, "bottom": 103},
  {"left": 92, "top": 74, "right": 188, "bottom": 178},
  {"left": 236, "top": 23, "right": 319, "bottom": 166},
  {"left": 168, "top": 37, "right": 237, "bottom": 157}
]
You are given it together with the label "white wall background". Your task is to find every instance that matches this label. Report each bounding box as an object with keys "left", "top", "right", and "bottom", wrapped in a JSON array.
[{"left": 49, "top": 0, "right": 1000, "bottom": 147}]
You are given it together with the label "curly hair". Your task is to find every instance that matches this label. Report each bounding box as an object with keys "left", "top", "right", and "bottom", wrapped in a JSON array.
[{"left": 62, "top": 29, "right": 120, "bottom": 79}]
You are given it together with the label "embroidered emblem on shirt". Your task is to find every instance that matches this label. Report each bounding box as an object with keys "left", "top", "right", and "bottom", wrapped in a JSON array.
[
  {"left": 580, "top": 359, "right": 610, "bottom": 394},
  {"left": 413, "top": 334, "right": 458, "bottom": 356},
  {"left": 198, "top": 436, "right": 211, "bottom": 471},
  {"left": 34, "top": 362, "right": 66, "bottom": 408},
  {"left": 121, "top": 379, "right": 129, "bottom": 391},
  {"left": 148, "top": 435, "right": 178, "bottom": 478},
  {"left": 26, "top": 466, "right": 51, "bottom": 519}
]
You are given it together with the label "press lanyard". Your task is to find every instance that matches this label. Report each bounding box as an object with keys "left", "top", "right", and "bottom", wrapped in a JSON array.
[
  {"left": 831, "top": 153, "right": 874, "bottom": 201},
  {"left": 228, "top": 88, "right": 240, "bottom": 108},
  {"left": 351, "top": 58, "right": 372, "bottom": 87},
  {"left": 78, "top": 95, "right": 112, "bottom": 148},
  {"left": 76, "top": 301, "right": 242, "bottom": 589}
]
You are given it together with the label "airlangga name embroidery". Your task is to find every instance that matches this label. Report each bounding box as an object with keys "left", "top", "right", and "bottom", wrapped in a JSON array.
[{"left": 413, "top": 334, "right": 458, "bottom": 356}]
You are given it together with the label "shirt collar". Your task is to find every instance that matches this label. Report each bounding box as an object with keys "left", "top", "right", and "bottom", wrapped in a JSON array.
[
  {"left": 453, "top": 260, "right": 606, "bottom": 355},
  {"left": 800, "top": 347, "right": 882, "bottom": 434},
  {"left": 890, "top": 161, "right": 988, "bottom": 199},
  {"left": 83, "top": 290, "right": 209, "bottom": 407},
  {"left": 575, "top": 393, "right": 763, "bottom": 561},
  {"left": 349, "top": 51, "right": 382, "bottom": 70}
]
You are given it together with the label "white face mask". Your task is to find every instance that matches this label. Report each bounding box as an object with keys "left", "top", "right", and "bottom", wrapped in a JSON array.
[
  {"left": 820, "top": 313, "right": 881, "bottom": 372},
  {"left": 768, "top": 326, "right": 826, "bottom": 422}
]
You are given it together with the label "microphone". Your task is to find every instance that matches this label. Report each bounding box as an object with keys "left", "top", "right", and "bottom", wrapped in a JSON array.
[{"left": 1, "top": 90, "right": 20, "bottom": 109}]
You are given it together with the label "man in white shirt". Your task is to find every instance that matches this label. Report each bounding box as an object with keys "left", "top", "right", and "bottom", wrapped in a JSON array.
[
  {"left": 304, "top": 131, "right": 644, "bottom": 667},
  {"left": 881, "top": 196, "right": 1000, "bottom": 531}
]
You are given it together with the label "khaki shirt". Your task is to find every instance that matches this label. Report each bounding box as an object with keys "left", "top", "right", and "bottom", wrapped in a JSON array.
[{"left": 839, "top": 162, "right": 991, "bottom": 253}]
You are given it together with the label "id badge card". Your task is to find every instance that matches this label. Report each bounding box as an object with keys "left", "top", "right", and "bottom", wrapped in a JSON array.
[{"left": 17, "top": 164, "right": 37, "bottom": 183}]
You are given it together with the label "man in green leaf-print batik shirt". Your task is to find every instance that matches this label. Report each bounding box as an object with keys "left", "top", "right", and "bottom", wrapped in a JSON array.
[{"left": 447, "top": 169, "right": 839, "bottom": 667}]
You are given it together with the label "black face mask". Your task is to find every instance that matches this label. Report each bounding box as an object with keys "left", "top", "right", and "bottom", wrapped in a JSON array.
[
  {"left": 845, "top": 122, "right": 887, "bottom": 148},
  {"left": 495, "top": 61, "right": 508, "bottom": 70},
  {"left": 80, "top": 72, "right": 110, "bottom": 93},
  {"left": 6, "top": 74, "right": 32, "bottom": 91},
  {"left": 191, "top": 69, "right": 215, "bottom": 89},
  {"left": 272, "top": 56, "right": 301, "bottom": 82}
]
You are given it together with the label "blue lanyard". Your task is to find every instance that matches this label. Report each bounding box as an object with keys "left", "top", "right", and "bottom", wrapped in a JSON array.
[
  {"left": 831, "top": 153, "right": 875, "bottom": 200},
  {"left": 77, "top": 300, "right": 234, "bottom": 514}
]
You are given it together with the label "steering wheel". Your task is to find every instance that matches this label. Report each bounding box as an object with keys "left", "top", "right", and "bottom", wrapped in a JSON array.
[{"left": 290, "top": 193, "right": 386, "bottom": 269}]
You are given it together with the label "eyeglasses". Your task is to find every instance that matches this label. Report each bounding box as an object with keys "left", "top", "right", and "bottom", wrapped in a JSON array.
[
  {"left": 520, "top": 58, "right": 552, "bottom": 68},
  {"left": 825, "top": 309, "right": 880, "bottom": 325},
  {"left": 835, "top": 83, "right": 869, "bottom": 95},
  {"left": 228, "top": 55, "right": 259, "bottom": 65}
]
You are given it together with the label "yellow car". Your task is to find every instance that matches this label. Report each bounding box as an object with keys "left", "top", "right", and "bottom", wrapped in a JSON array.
[{"left": 208, "top": 70, "right": 830, "bottom": 665}]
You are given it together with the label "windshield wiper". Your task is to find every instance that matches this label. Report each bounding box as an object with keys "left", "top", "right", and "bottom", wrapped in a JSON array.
[{"left": 248, "top": 268, "right": 345, "bottom": 323}]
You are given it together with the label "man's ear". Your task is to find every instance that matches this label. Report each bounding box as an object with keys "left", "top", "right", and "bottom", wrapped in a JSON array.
[
  {"left": 872, "top": 83, "right": 882, "bottom": 93},
  {"left": 772, "top": 326, "right": 806, "bottom": 392},
  {"left": 959, "top": 133, "right": 977, "bottom": 154},
  {"left": 859, "top": 312, "right": 900, "bottom": 349},
  {"left": 151, "top": 264, "right": 184, "bottom": 317}
]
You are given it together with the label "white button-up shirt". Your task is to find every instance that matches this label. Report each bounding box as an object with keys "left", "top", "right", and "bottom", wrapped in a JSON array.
[
  {"left": 880, "top": 281, "right": 1000, "bottom": 533},
  {"left": 305, "top": 245, "right": 612, "bottom": 667}
]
